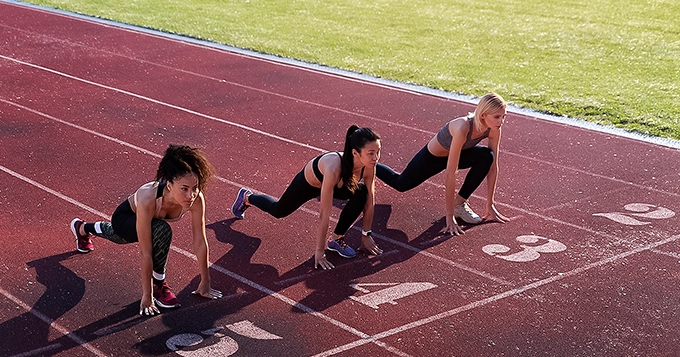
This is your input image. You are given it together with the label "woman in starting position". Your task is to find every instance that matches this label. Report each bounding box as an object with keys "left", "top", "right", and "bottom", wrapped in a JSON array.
[
  {"left": 70, "top": 144, "right": 223, "bottom": 316},
  {"left": 231, "top": 125, "right": 383, "bottom": 270},
  {"left": 376, "top": 92, "right": 510, "bottom": 235}
]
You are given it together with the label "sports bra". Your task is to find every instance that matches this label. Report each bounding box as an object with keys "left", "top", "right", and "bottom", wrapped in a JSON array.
[
  {"left": 128, "top": 181, "right": 189, "bottom": 222},
  {"left": 311, "top": 152, "right": 364, "bottom": 185},
  {"left": 436, "top": 116, "right": 491, "bottom": 150}
]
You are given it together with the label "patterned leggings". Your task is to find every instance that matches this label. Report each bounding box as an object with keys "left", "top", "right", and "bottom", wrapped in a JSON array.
[{"left": 87, "top": 200, "right": 173, "bottom": 278}]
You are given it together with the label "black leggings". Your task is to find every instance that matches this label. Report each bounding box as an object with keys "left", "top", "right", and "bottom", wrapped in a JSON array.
[
  {"left": 376, "top": 145, "right": 494, "bottom": 199},
  {"left": 86, "top": 200, "right": 173, "bottom": 278},
  {"left": 248, "top": 171, "right": 368, "bottom": 236}
]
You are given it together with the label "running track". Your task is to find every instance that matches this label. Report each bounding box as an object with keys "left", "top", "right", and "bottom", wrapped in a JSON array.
[{"left": 2, "top": 1, "right": 680, "bottom": 356}]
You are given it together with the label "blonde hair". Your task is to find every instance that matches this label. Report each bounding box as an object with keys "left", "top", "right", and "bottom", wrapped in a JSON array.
[{"left": 471, "top": 93, "right": 507, "bottom": 132}]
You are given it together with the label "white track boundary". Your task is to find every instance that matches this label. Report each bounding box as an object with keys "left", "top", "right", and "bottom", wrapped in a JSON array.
[
  {"left": 3, "top": 159, "right": 679, "bottom": 356},
  {"left": 1, "top": 2, "right": 679, "bottom": 355},
  {"left": 4, "top": 0, "right": 680, "bottom": 150}
]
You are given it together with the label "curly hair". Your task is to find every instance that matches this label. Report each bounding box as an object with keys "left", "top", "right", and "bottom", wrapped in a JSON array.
[
  {"left": 341, "top": 125, "right": 381, "bottom": 193},
  {"left": 155, "top": 144, "right": 215, "bottom": 192}
]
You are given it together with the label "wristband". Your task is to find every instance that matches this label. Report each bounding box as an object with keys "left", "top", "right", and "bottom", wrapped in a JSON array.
[{"left": 361, "top": 229, "right": 372, "bottom": 237}]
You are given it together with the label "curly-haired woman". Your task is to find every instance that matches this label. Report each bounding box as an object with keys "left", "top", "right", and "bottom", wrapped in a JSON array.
[{"left": 70, "top": 144, "right": 222, "bottom": 316}]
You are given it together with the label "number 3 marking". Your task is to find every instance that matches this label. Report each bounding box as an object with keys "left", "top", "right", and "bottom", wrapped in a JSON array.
[{"left": 482, "top": 235, "right": 566, "bottom": 262}]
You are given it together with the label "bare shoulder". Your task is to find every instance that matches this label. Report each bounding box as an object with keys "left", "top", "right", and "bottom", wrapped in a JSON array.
[
  {"left": 449, "top": 116, "right": 470, "bottom": 134},
  {"left": 317, "top": 153, "right": 342, "bottom": 183},
  {"left": 318, "top": 152, "right": 342, "bottom": 171},
  {"left": 134, "top": 182, "right": 159, "bottom": 208}
]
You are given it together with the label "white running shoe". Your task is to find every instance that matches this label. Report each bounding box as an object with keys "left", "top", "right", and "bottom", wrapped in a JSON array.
[{"left": 454, "top": 202, "right": 482, "bottom": 224}]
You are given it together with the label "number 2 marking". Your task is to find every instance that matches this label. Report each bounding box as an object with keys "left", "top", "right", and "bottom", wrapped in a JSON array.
[{"left": 593, "top": 203, "right": 675, "bottom": 225}]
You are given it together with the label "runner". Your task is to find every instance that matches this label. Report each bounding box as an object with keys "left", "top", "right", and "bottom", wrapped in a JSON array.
[
  {"left": 69, "top": 144, "right": 223, "bottom": 316},
  {"left": 377, "top": 92, "right": 510, "bottom": 235},
  {"left": 231, "top": 125, "right": 383, "bottom": 270}
]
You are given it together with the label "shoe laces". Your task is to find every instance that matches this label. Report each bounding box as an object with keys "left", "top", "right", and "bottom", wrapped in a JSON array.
[
  {"left": 460, "top": 202, "right": 475, "bottom": 213},
  {"left": 334, "top": 237, "right": 349, "bottom": 247},
  {"left": 156, "top": 281, "right": 171, "bottom": 293}
]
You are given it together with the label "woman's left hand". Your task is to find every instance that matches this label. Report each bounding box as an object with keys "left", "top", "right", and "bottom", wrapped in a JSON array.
[
  {"left": 360, "top": 235, "right": 383, "bottom": 255},
  {"left": 192, "top": 286, "right": 223, "bottom": 300},
  {"left": 484, "top": 205, "right": 510, "bottom": 223}
]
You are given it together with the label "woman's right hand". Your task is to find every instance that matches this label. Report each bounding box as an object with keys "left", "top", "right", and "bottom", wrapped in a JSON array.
[
  {"left": 139, "top": 295, "right": 160, "bottom": 316},
  {"left": 443, "top": 215, "right": 465, "bottom": 236},
  {"left": 314, "top": 250, "right": 335, "bottom": 270}
]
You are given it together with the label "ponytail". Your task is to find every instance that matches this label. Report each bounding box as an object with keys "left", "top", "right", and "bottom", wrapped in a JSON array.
[
  {"left": 341, "top": 125, "right": 361, "bottom": 193},
  {"left": 340, "top": 125, "right": 381, "bottom": 193}
]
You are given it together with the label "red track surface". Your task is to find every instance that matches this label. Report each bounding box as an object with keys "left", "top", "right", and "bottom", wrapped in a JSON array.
[{"left": 1, "top": 2, "right": 680, "bottom": 356}]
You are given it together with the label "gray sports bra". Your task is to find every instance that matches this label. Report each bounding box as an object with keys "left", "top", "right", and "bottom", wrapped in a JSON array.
[{"left": 436, "top": 116, "right": 490, "bottom": 150}]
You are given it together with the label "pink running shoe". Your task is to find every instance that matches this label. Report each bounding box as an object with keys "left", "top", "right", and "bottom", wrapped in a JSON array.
[
  {"left": 70, "top": 218, "right": 93, "bottom": 253},
  {"left": 153, "top": 281, "right": 180, "bottom": 308}
]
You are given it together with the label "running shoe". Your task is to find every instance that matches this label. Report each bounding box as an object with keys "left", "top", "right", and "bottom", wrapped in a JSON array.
[
  {"left": 153, "top": 281, "right": 180, "bottom": 308},
  {"left": 70, "top": 218, "right": 94, "bottom": 253},
  {"left": 454, "top": 202, "right": 482, "bottom": 224},
  {"left": 327, "top": 237, "right": 356, "bottom": 258},
  {"left": 232, "top": 188, "right": 251, "bottom": 219}
]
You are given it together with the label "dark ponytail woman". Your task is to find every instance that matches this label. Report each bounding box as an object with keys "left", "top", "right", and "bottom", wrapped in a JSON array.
[
  {"left": 232, "top": 125, "right": 383, "bottom": 270},
  {"left": 70, "top": 144, "right": 223, "bottom": 316}
]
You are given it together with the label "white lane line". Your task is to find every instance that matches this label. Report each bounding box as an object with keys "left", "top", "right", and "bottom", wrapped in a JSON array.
[
  {"left": 273, "top": 249, "right": 402, "bottom": 287},
  {"left": 0, "top": 98, "right": 510, "bottom": 285},
  {"left": 0, "top": 55, "right": 325, "bottom": 153},
  {"left": 504, "top": 151, "right": 680, "bottom": 199},
  {"left": 0, "top": 24, "right": 432, "bottom": 135},
  {"left": 1, "top": 0, "right": 425, "bottom": 98},
  {"left": 650, "top": 249, "right": 680, "bottom": 260},
  {"left": 312, "top": 234, "right": 680, "bottom": 356},
  {"left": 8, "top": 0, "right": 680, "bottom": 152},
  {"left": 0, "top": 287, "right": 107, "bottom": 357},
  {"left": 92, "top": 292, "right": 247, "bottom": 337},
  {"left": 0, "top": 164, "right": 410, "bottom": 357},
  {"left": 0, "top": 53, "right": 678, "bottom": 199}
]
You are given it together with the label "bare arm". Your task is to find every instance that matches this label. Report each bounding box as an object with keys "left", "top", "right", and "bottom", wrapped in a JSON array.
[
  {"left": 190, "top": 192, "right": 222, "bottom": 299},
  {"left": 359, "top": 165, "right": 382, "bottom": 254},
  {"left": 314, "top": 155, "right": 341, "bottom": 269},
  {"left": 484, "top": 129, "right": 510, "bottom": 222},
  {"left": 442, "top": 120, "right": 467, "bottom": 235},
  {"left": 135, "top": 189, "right": 159, "bottom": 315}
]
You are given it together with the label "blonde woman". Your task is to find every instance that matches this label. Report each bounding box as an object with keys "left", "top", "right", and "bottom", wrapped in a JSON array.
[{"left": 377, "top": 92, "right": 510, "bottom": 235}]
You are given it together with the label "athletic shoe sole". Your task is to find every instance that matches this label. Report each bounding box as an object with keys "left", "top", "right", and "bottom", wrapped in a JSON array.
[
  {"left": 327, "top": 241, "right": 356, "bottom": 258},
  {"left": 153, "top": 297, "right": 181, "bottom": 309},
  {"left": 232, "top": 188, "right": 249, "bottom": 219},
  {"left": 70, "top": 218, "right": 93, "bottom": 253}
]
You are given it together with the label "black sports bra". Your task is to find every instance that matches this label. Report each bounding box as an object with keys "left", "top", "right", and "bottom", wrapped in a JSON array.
[{"left": 311, "top": 152, "right": 364, "bottom": 185}]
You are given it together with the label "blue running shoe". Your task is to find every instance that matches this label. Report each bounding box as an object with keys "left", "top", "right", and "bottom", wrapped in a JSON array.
[
  {"left": 327, "top": 237, "right": 356, "bottom": 258},
  {"left": 232, "top": 188, "right": 251, "bottom": 219}
]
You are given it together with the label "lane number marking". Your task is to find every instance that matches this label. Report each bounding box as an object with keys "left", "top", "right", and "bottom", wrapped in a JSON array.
[
  {"left": 482, "top": 235, "right": 567, "bottom": 262},
  {"left": 166, "top": 320, "right": 282, "bottom": 356},
  {"left": 593, "top": 203, "right": 675, "bottom": 225},
  {"left": 349, "top": 282, "right": 437, "bottom": 309}
]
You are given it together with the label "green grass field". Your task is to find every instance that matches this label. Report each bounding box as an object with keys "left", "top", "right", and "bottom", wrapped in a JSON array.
[{"left": 25, "top": 0, "right": 680, "bottom": 140}]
